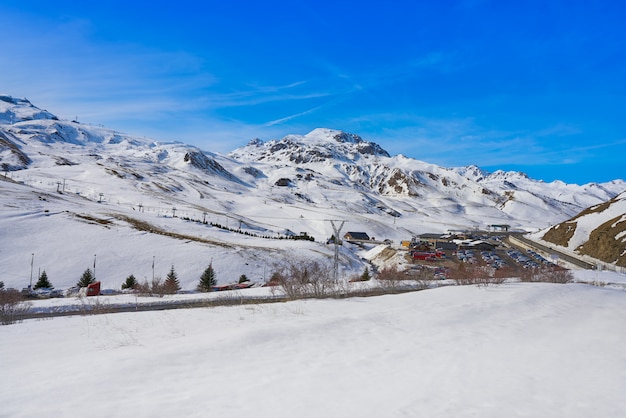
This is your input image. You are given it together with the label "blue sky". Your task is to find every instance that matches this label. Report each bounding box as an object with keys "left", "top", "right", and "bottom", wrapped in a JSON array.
[{"left": 1, "top": 0, "right": 625, "bottom": 184}]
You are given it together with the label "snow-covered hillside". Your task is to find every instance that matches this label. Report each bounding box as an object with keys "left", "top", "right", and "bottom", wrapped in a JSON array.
[
  {"left": 1, "top": 95, "right": 624, "bottom": 290},
  {"left": 533, "top": 191, "right": 626, "bottom": 267}
]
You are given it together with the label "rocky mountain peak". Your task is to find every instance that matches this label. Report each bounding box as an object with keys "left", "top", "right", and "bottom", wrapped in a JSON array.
[
  {"left": 230, "top": 128, "right": 390, "bottom": 164},
  {"left": 486, "top": 170, "right": 530, "bottom": 181},
  {"left": 247, "top": 138, "right": 264, "bottom": 146},
  {"left": 450, "top": 164, "right": 490, "bottom": 182}
]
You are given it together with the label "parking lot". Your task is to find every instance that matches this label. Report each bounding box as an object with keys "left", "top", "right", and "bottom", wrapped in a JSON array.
[{"left": 407, "top": 238, "right": 566, "bottom": 280}]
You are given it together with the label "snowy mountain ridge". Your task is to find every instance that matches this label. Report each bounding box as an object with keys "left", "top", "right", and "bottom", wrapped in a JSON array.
[
  {"left": 0, "top": 95, "right": 58, "bottom": 124},
  {"left": 228, "top": 127, "right": 623, "bottom": 222},
  {"left": 1, "top": 95, "right": 624, "bottom": 289}
]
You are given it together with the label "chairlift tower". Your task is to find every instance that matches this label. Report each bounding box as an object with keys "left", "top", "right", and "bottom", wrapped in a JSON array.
[
  {"left": 327, "top": 220, "right": 346, "bottom": 280},
  {"left": 29, "top": 253, "right": 34, "bottom": 289}
]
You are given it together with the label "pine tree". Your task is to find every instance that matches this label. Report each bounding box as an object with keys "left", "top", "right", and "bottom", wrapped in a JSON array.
[
  {"left": 360, "top": 267, "right": 371, "bottom": 281},
  {"left": 197, "top": 263, "right": 217, "bottom": 292},
  {"left": 77, "top": 268, "right": 95, "bottom": 288},
  {"left": 238, "top": 274, "right": 249, "bottom": 284},
  {"left": 121, "top": 274, "right": 138, "bottom": 290},
  {"left": 163, "top": 265, "right": 181, "bottom": 294},
  {"left": 34, "top": 270, "right": 53, "bottom": 290}
]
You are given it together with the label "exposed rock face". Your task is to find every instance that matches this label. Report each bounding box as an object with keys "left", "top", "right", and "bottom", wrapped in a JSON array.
[
  {"left": 275, "top": 178, "right": 291, "bottom": 187},
  {"left": 376, "top": 168, "right": 421, "bottom": 196},
  {"left": 183, "top": 151, "right": 242, "bottom": 183},
  {"left": 332, "top": 131, "right": 390, "bottom": 157},
  {"left": 578, "top": 214, "right": 626, "bottom": 267},
  {"left": 243, "top": 166, "right": 265, "bottom": 178},
  {"left": 541, "top": 192, "right": 626, "bottom": 267},
  {"left": 542, "top": 221, "right": 578, "bottom": 248},
  {"left": 0, "top": 130, "right": 31, "bottom": 171}
]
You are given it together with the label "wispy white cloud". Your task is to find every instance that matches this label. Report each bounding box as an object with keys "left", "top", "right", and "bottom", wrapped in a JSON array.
[
  {"left": 344, "top": 113, "right": 605, "bottom": 170},
  {"left": 0, "top": 11, "right": 221, "bottom": 119},
  {"left": 263, "top": 106, "right": 324, "bottom": 127},
  {"left": 201, "top": 86, "right": 331, "bottom": 109}
]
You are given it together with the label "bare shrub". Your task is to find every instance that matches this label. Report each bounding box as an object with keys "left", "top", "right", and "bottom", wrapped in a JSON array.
[
  {"left": 519, "top": 267, "right": 573, "bottom": 284},
  {"left": 214, "top": 290, "right": 245, "bottom": 306},
  {"left": 0, "top": 289, "right": 32, "bottom": 325},
  {"left": 538, "top": 267, "right": 573, "bottom": 284},
  {"left": 402, "top": 266, "right": 436, "bottom": 290},
  {"left": 519, "top": 267, "right": 540, "bottom": 282},
  {"left": 413, "top": 277, "right": 436, "bottom": 291},
  {"left": 450, "top": 263, "right": 502, "bottom": 287},
  {"left": 136, "top": 277, "right": 166, "bottom": 297},
  {"left": 269, "top": 270, "right": 299, "bottom": 299},
  {"left": 151, "top": 277, "right": 166, "bottom": 297},
  {"left": 376, "top": 266, "right": 406, "bottom": 292},
  {"left": 136, "top": 280, "right": 151, "bottom": 295},
  {"left": 76, "top": 293, "right": 113, "bottom": 315},
  {"left": 449, "top": 262, "right": 469, "bottom": 285},
  {"left": 488, "top": 274, "right": 506, "bottom": 285},
  {"left": 493, "top": 266, "right": 516, "bottom": 282},
  {"left": 270, "top": 258, "right": 338, "bottom": 299},
  {"left": 306, "top": 261, "right": 338, "bottom": 298}
]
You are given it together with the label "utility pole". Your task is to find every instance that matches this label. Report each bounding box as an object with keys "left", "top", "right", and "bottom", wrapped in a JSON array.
[
  {"left": 93, "top": 254, "right": 97, "bottom": 281},
  {"left": 152, "top": 255, "right": 155, "bottom": 281},
  {"left": 327, "top": 220, "right": 346, "bottom": 280}
]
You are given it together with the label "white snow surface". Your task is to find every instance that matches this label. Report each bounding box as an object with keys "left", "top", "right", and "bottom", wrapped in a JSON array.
[{"left": 2, "top": 279, "right": 626, "bottom": 417}]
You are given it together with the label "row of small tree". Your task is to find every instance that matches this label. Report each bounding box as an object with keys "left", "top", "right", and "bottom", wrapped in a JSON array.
[
  {"left": 18, "top": 262, "right": 251, "bottom": 296},
  {"left": 120, "top": 263, "right": 218, "bottom": 295}
]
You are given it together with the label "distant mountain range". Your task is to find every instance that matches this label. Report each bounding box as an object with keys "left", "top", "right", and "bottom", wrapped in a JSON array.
[{"left": 1, "top": 95, "right": 624, "bottom": 288}]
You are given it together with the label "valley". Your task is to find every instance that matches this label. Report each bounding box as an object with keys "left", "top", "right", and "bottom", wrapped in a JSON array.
[{"left": 1, "top": 96, "right": 625, "bottom": 291}]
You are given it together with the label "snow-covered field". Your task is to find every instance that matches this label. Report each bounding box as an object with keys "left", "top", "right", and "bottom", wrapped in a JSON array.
[{"left": 2, "top": 274, "right": 626, "bottom": 417}]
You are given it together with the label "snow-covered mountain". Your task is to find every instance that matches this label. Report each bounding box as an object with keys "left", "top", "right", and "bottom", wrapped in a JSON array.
[
  {"left": 534, "top": 192, "right": 626, "bottom": 268},
  {"left": 1, "top": 95, "right": 624, "bottom": 289},
  {"left": 228, "top": 127, "right": 624, "bottom": 228}
]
